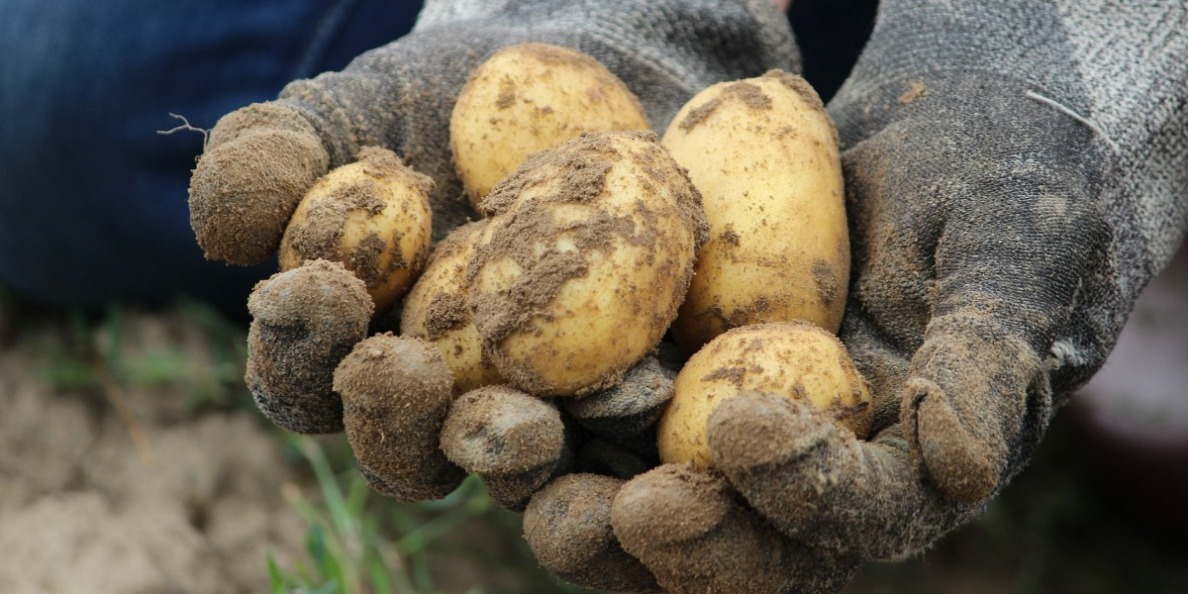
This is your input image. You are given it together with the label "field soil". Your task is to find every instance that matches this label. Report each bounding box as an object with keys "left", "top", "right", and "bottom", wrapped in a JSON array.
[{"left": 0, "top": 307, "right": 305, "bottom": 594}]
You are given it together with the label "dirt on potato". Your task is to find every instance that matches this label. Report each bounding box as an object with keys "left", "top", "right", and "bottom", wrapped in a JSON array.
[
  {"left": 468, "top": 131, "right": 707, "bottom": 396},
  {"left": 405, "top": 220, "right": 488, "bottom": 341},
  {"left": 677, "top": 80, "right": 773, "bottom": 132},
  {"left": 283, "top": 146, "right": 433, "bottom": 287},
  {"left": 246, "top": 259, "right": 372, "bottom": 434}
]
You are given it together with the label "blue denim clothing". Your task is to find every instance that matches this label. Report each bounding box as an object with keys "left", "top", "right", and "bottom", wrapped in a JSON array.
[
  {"left": 0, "top": 0, "right": 870, "bottom": 317},
  {"left": 0, "top": 1, "right": 422, "bottom": 315}
]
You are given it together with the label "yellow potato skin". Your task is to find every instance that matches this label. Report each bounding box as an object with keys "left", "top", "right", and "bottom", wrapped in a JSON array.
[
  {"left": 401, "top": 220, "right": 504, "bottom": 394},
  {"left": 657, "top": 321, "right": 873, "bottom": 470},
  {"left": 469, "top": 131, "right": 707, "bottom": 397},
  {"left": 662, "top": 71, "right": 849, "bottom": 352},
  {"left": 451, "top": 43, "right": 651, "bottom": 210},
  {"left": 279, "top": 147, "right": 433, "bottom": 313}
]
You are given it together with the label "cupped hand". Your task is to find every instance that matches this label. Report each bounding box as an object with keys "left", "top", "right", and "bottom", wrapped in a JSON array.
[{"left": 528, "top": 63, "right": 1120, "bottom": 594}]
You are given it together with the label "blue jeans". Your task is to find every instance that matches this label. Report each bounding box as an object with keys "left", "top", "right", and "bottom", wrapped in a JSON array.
[{"left": 0, "top": 0, "right": 422, "bottom": 316}]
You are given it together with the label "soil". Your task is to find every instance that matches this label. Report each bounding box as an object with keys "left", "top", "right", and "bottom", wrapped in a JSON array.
[
  {"left": 0, "top": 300, "right": 574, "bottom": 594},
  {"left": 0, "top": 307, "right": 305, "bottom": 594}
]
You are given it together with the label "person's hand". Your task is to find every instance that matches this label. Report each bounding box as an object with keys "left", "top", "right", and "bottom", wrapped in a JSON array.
[
  {"left": 524, "top": 2, "right": 1188, "bottom": 592},
  {"left": 188, "top": 0, "right": 795, "bottom": 587}
]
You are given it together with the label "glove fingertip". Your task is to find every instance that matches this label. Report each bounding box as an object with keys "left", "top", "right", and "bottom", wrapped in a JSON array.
[
  {"left": 906, "top": 378, "right": 1000, "bottom": 504},
  {"left": 335, "top": 333, "right": 466, "bottom": 503},
  {"left": 190, "top": 106, "right": 329, "bottom": 265},
  {"left": 525, "top": 474, "right": 662, "bottom": 593},
  {"left": 246, "top": 260, "right": 372, "bottom": 434}
]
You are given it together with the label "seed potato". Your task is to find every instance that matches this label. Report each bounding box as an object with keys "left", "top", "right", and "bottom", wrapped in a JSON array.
[
  {"left": 468, "top": 131, "right": 708, "bottom": 397},
  {"left": 662, "top": 70, "right": 850, "bottom": 351},
  {"left": 401, "top": 220, "right": 504, "bottom": 394},
  {"left": 278, "top": 146, "right": 433, "bottom": 313},
  {"left": 657, "top": 321, "right": 873, "bottom": 470},
  {"left": 451, "top": 42, "right": 651, "bottom": 210}
]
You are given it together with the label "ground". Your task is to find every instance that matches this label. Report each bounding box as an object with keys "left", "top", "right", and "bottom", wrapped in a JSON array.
[{"left": 0, "top": 292, "right": 1184, "bottom": 594}]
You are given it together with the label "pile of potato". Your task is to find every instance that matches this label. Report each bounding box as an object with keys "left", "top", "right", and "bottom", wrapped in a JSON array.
[{"left": 229, "top": 42, "right": 873, "bottom": 502}]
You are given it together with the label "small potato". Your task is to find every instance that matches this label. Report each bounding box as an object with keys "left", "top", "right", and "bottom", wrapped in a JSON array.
[
  {"left": 279, "top": 146, "right": 433, "bottom": 313},
  {"left": 469, "top": 131, "right": 708, "bottom": 397},
  {"left": 451, "top": 42, "right": 651, "bottom": 210},
  {"left": 662, "top": 70, "right": 849, "bottom": 351},
  {"left": 401, "top": 220, "right": 503, "bottom": 394},
  {"left": 657, "top": 322, "right": 872, "bottom": 470}
]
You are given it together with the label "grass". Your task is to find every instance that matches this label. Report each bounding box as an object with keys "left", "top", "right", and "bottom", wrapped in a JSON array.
[
  {"left": 268, "top": 435, "right": 598, "bottom": 594},
  {"left": 26, "top": 299, "right": 253, "bottom": 413}
]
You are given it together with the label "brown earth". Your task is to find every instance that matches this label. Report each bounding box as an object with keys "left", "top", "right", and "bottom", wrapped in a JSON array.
[{"left": 0, "top": 305, "right": 305, "bottom": 594}]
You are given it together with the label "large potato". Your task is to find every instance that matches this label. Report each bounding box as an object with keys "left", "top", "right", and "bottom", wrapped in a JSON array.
[
  {"left": 451, "top": 43, "right": 651, "bottom": 210},
  {"left": 657, "top": 321, "right": 872, "bottom": 470},
  {"left": 662, "top": 70, "right": 849, "bottom": 351},
  {"left": 279, "top": 146, "right": 433, "bottom": 313},
  {"left": 469, "top": 131, "right": 708, "bottom": 397},
  {"left": 401, "top": 220, "right": 504, "bottom": 394}
]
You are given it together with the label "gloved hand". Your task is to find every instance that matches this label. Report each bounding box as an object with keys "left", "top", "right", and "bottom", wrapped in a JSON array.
[
  {"left": 195, "top": 1, "right": 1188, "bottom": 592},
  {"left": 188, "top": 0, "right": 794, "bottom": 589},
  {"left": 524, "top": 1, "right": 1188, "bottom": 593}
]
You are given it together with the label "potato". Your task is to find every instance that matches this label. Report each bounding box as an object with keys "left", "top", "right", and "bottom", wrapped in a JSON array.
[
  {"left": 657, "top": 321, "right": 872, "bottom": 470},
  {"left": 401, "top": 220, "right": 503, "bottom": 394},
  {"left": 278, "top": 146, "right": 433, "bottom": 313},
  {"left": 451, "top": 42, "right": 651, "bottom": 210},
  {"left": 468, "top": 131, "right": 708, "bottom": 397},
  {"left": 662, "top": 70, "right": 849, "bottom": 351}
]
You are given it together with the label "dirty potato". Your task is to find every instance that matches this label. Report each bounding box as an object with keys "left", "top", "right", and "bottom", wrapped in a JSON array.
[
  {"left": 278, "top": 146, "right": 433, "bottom": 313},
  {"left": 468, "top": 131, "right": 708, "bottom": 397},
  {"left": 657, "top": 321, "right": 872, "bottom": 470},
  {"left": 451, "top": 42, "right": 651, "bottom": 210},
  {"left": 662, "top": 70, "right": 849, "bottom": 351},
  {"left": 401, "top": 220, "right": 503, "bottom": 394}
]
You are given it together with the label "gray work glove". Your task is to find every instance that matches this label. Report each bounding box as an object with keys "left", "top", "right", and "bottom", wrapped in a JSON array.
[
  {"left": 532, "top": 2, "right": 1188, "bottom": 593},
  {"left": 188, "top": 0, "right": 794, "bottom": 590}
]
